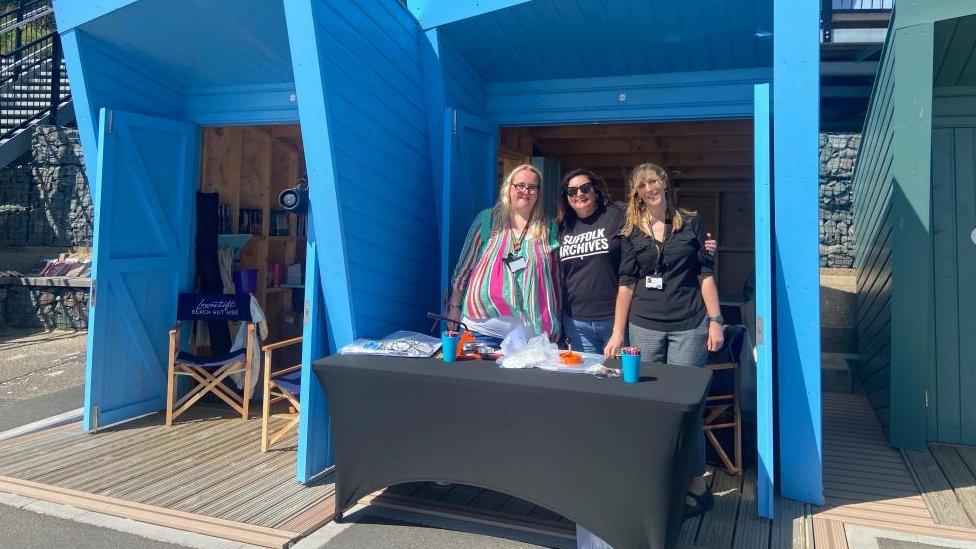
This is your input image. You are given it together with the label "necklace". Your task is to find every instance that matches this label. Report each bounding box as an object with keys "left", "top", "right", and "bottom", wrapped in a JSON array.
[{"left": 511, "top": 220, "right": 530, "bottom": 253}]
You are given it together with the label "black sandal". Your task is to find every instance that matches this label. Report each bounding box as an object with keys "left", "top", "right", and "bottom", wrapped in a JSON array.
[{"left": 684, "top": 488, "right": 715, "bottom": 519}]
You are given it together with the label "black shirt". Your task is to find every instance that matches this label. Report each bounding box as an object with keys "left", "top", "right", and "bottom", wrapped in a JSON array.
[
  {"left": 559, "top": 203, "right": 625, "bottom": 321},
  {"left": 619, "top": 214, "right": 715, "bottom": 332}
]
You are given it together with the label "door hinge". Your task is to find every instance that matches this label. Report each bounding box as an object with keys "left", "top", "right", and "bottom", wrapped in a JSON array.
[
  {"left": 91, "top": 405, "right": 99, "bottom": 431},
  {"left": 451, "top": 109, "right": 458, "bottom": 135},
  {"left": 303, "top": 300, "right": 310, "bottom": 325},
  {"left": 90, "top": 279, "right": 96, "bottom": 308},
  {"left": 756, "top": 315, "right": 764, "bottom": 345},
  {"left": 106, "top": 110, "right": 114, "bottom": 134},
  {"left": 925, "top": 389, "right": 930, "bottom": 408}
]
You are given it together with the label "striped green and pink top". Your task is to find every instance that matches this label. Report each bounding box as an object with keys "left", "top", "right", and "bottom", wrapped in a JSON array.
[{"left": 450, "top": 209, "right": 561, "bottom": 338}]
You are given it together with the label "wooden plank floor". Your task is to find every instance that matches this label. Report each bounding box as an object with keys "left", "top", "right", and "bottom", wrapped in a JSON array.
[
  {"left": 811, "top": 392, "right": 976, "bottom": 548},
  {"left": 905, "top": 444, "right": 976, "bottom": 527},
  {"left": 0, "top": 406, "right": 335, "bottom": 548},
  {"left": 7, "top": 391, "right": 976, "bottom": 548},
  {"left": 377, "top": 466, "right": 790, "bottom": 548}
]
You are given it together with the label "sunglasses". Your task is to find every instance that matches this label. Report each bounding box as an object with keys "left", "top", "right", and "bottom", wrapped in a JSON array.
[{"left": 565, "top": 182, "right": 594, "bottom": 197}]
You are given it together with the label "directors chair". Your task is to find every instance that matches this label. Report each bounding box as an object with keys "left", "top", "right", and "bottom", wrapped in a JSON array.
[{"left": 166, "top": 293, "right": 255, "bottom": 425}]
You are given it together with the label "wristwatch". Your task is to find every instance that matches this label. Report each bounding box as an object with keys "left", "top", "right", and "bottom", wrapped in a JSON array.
[{"left": 707, "top": 314, "right": 725, "bottom": 325}]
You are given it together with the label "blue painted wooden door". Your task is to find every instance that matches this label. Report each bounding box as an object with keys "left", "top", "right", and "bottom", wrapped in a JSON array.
[
  {"left": 297, "top": 213, "right": 333, "bottom": 483},
  {"left": 85, "top": 109, "right": 197, "bottom": 431},
  {"left": 440, "top": 108, "right": 497, "bottom": 299},
  {"left": 754, "top": 84, "right": 776, "bottom": 518}
]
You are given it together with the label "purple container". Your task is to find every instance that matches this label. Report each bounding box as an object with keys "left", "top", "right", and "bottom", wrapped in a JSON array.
[{"left": 233, "top": 269, "right": 258, "bottom": 295}]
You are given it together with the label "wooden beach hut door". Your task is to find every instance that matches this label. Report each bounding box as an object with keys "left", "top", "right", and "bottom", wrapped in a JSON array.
[
  {"left": 754, "top": 83, "right": 776, "bottom": 518},
  {"left": 85, "top": 109, "right": 196, "bottom": 431},
  {"left": 440, "top": 108, "right": 497, "bottom": 296}
]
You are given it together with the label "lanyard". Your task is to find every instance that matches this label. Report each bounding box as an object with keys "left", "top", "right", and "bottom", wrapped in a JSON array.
[{"left": 652, "top": 239, "right": 667, "bottom": 275}]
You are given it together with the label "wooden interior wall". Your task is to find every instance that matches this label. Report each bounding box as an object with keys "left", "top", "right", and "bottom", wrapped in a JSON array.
[
  {"left": 200, "top": 125, "right": 307, "bottom": 344},
  {"left": 497, "top": 127, "right": 533, "bottom": 188},
  {"left": 499, "top": 121, "right": 754, "bottom": 298}
]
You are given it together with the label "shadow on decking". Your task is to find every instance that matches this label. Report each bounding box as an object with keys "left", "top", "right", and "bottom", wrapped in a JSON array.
[{"left": 0, "top": 405, "right": 335, "bottom": 548}]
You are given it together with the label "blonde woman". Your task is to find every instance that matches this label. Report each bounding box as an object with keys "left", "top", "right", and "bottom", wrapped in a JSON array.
[
  {"left": 446, "top": 164, "right": 560, "bottom": 347},
  {"left": 605, "top": 162, "right": 723, "bottom": 518}
]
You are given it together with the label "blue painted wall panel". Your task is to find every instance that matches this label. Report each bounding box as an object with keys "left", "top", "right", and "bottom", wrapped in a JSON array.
[
  {"left": 441, "top": 38, "right": 488, "bottom": 116},
  {"left": 291, "top": 0, "right": 437, "bottom": 343},
  {"left": 297, "top": 221, "right": 333, "bottom": 482},
  {"left": 61, "top": 29, "right": 183, "bottom": 189},
  {"left": 62, "top": 0, "right": 294, "bottom": 91},
  {"left": 773, "top": 0, "right": 823, "bottom": 505},
  {"left": 486, "top": 69, "right": 769, "bottom": 125},
  {"left": 436, "top": 0, "right": 772, "bottom": 83}
]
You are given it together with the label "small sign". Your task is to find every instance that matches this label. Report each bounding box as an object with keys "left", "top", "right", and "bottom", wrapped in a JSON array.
[{"left": 177, "top": 293, "right": 251, "bottom": 322}]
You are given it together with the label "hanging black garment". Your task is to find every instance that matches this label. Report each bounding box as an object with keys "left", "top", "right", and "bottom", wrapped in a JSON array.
[{"left": 195, "top": 192, "right": 231, "bottom": 357}]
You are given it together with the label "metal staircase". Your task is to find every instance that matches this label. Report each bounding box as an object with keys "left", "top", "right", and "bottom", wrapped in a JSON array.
[{"left": 0, "top": 0, "right": 71, "bottom": 165}]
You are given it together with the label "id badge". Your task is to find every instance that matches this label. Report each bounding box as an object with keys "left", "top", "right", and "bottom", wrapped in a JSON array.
[
  {"left": 505, "top": 255, "right": 527, "bottom": 274},
  {"left": 645, "top": 275, "right": 664, "bottom": 290}
]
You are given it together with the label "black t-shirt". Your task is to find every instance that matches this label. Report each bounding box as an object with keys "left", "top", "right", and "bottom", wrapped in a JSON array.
[
  {"left": 619, "top": 214, "right": 715, "bottom": 332},
  {"left": 559, "top": 203, "right": 625, "bottom": 321}
]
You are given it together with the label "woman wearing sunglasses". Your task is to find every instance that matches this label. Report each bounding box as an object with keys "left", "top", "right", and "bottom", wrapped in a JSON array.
[
  {"left": 446, "top": 164, "right": 561, "bottom": 347},
  {"left": 557, "top": 169, "right": 626, "bottom": 354},
  {"left": 558, "top": 169, "right": 716, "bottom": 355}
]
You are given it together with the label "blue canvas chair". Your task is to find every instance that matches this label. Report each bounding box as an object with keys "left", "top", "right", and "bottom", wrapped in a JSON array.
[
  {"left": 260, "top": 336, "right": 303, "bottom": 452},
  {"left": 166, "top": 293, "right": 255, "bottom": 426}
]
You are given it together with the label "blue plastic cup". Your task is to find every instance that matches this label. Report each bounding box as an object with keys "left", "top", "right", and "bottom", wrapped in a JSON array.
[
  {"left": 441, "top": 331, "right": 460, "bottom": 363},
  {"left": 621, "top": 348, "right": 641, "bottom": 384}
]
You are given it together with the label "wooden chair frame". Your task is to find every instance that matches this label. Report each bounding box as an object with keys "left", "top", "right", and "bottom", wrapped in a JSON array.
[
  {"left": 165, "top": 323, "right": 254, "bottom": 426},
  {"left": 261, "top": 336, "right": 303, "bottom": 452},
  {"left": 704, "top": 361, "right": 742, "bottom": 476}
]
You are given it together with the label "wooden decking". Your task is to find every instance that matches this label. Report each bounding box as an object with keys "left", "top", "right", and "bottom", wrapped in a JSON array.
[
  {"left": 810, "top": 392, "right": 976, "bottom": 548},
  {"left": 2, "top": 391, "right": 976, "bottom": 548},
  {"left": 904, "top": 444, "right": 976, "bottom": 528},
  {"left": 0, "top": 406, "right": 335, "bottom": 548}
]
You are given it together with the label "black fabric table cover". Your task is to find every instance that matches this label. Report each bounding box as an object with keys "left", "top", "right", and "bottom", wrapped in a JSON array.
[{"left": 313, "top": 355, "right": 711, "bottom": 549}]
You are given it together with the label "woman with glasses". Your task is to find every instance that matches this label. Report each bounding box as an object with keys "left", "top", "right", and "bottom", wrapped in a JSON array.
[
  {"left": 446, "top": 164, "right": 561, "bottom": 347},
  {"left": 605, "top": 162, "right": 723, "bottom": 518},
  {"left": 558, "top": 169, "right": 716, "bottom": 355}
]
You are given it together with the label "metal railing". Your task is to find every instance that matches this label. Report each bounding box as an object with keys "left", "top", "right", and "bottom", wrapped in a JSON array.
[
  {"left": 822, "top": 0, "right": 894, "bottom": 43},
  {"left": 0, "top": 0, "right": 69, "bottom": 143}
]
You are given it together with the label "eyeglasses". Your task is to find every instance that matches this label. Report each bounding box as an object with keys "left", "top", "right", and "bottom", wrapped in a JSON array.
[
  {"left": 565, "top": 183, "right": 594, "bottom": 197},
  {"left": 512, "top": 183, "right": 540, "bottom": 194}
]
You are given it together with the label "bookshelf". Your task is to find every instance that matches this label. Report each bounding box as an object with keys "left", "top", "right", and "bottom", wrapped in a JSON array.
[{"left": 200, "top": 125, "right": 307, "bottom": 342}]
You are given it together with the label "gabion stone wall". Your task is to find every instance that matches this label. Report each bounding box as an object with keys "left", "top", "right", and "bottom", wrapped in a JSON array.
[
  {"left": 1, "top": 125, "right": 92, "bottom": 329},
  {"left": 29, "top": 126, "right": 92, "bottom": 247},
  {"left": 0, "top": 126, "right": 92, "bottom": 248},
  {"left": 819, "top": 133, "right": 859, "bottom": 268},
  {"left": 0, "top": 163, "right": 32, "bottom": 247},
  {"left": 0, "top": 286, "right": 89, "bottom": 330}
]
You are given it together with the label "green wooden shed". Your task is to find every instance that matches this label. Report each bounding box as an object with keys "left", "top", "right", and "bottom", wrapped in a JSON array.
[{"left": 854, "top": 1, "right": 976, "bottom": 449}]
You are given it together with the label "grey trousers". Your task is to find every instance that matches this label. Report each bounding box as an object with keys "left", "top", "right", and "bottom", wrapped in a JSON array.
[{"left": 628, "top": 318, "right": 709, "bottom": 477}]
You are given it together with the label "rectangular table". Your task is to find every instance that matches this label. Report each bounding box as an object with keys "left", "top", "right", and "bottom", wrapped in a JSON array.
[{"left": 313, "top": 355, "right": 711, "bottom": 549}]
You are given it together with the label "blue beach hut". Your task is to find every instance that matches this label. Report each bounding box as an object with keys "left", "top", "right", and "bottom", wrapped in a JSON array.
[{"left": 53, "top": 0, "right": 822, "bottom": 518}]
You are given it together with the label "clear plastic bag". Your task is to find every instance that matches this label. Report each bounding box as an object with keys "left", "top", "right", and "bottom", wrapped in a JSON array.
[{"left": 496, "top": 334, "right": 558, "bottom": 369}]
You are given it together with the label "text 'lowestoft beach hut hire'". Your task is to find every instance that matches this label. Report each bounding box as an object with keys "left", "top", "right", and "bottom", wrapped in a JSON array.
[{"left": 53, "top": 0, "right": 823, "bottom": 518}]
